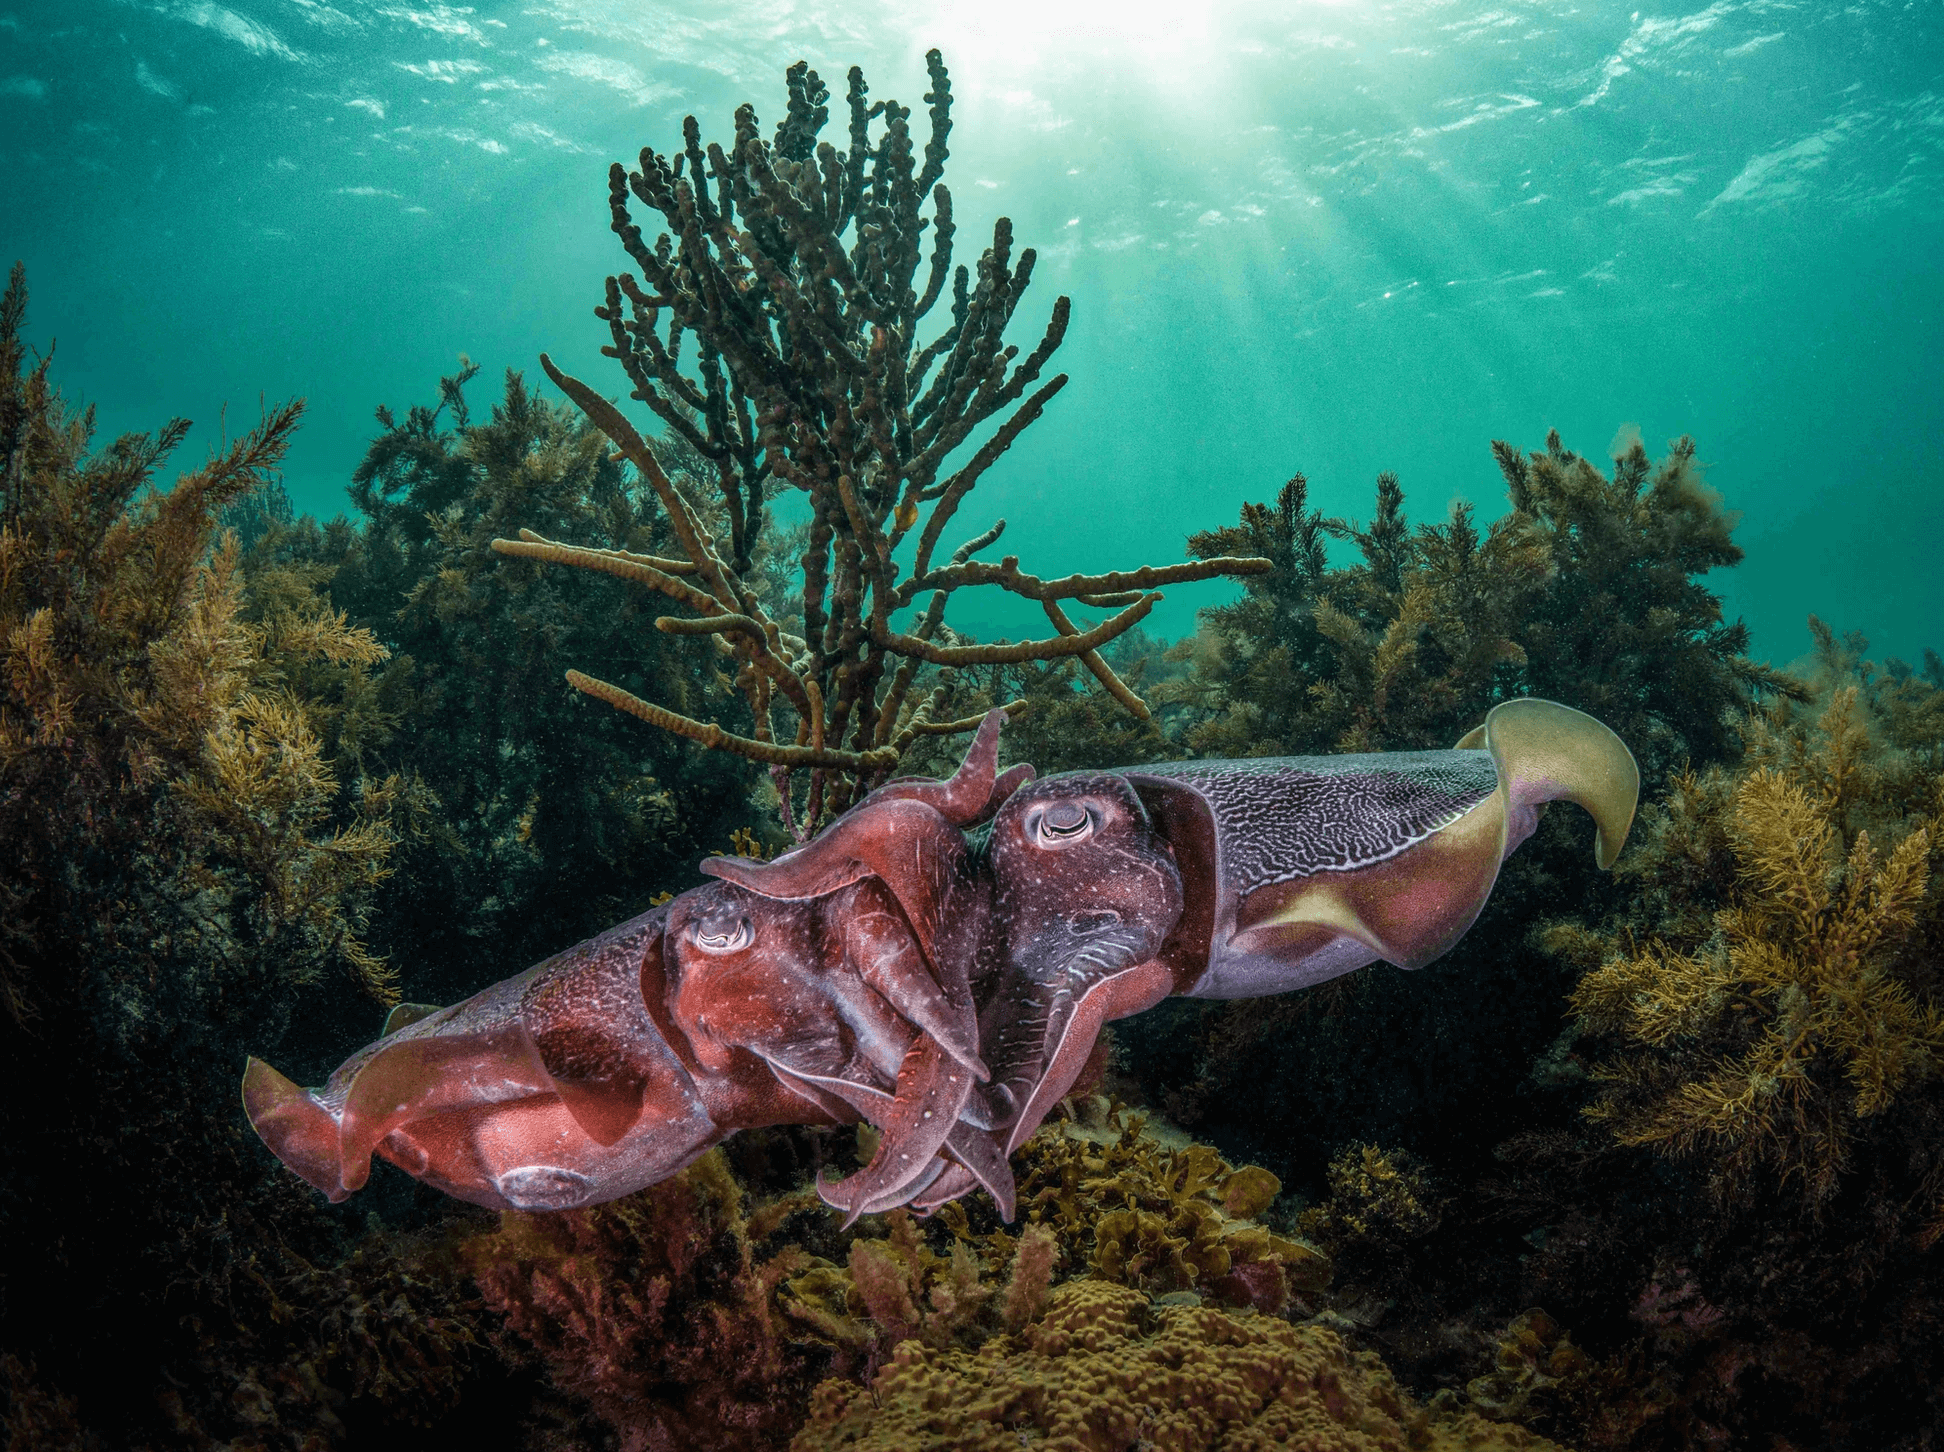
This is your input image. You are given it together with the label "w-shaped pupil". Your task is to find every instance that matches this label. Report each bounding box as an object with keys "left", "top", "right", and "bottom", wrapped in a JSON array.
[
  {"left": 1041, "top": 802, "right": 1090, "bottom": 838},
  {"left": 693, "top": 918, "right": 753, "bottom": 953}
]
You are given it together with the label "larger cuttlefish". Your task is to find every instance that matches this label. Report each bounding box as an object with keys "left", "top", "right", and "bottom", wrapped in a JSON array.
[{"left": 866, "top": 697, "right": 1640, "bottom": 1213}]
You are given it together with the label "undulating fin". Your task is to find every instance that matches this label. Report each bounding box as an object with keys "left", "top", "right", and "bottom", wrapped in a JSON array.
[
  {"left": 381, "top": 1002, "right": 443, "bottom": 1036},
  {"left": 242, "top": 1057, "right": 350, "bottom": 1201},
  {"left": 1462, "top": 697, "right": 1639, "bottom": 869}
]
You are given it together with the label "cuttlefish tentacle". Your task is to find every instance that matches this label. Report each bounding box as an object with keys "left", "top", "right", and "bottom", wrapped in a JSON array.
[
  {"left": 843, "top": 906, "right": 986, "bottom": 1080},
  {"left": 702, "top": 799, "right": 986, "bottom": 1072}
]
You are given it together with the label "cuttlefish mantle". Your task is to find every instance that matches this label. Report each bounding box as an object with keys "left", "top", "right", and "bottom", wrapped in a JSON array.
[{"left": 1128, "top": 697, "right": 1639, "bottom": 998}]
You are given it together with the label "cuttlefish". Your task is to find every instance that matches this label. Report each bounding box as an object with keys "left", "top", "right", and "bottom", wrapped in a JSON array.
[
  {"left": 242, "top": 714, "right": 1026, "bottom": 1215},
  {"left": 244, "top": 698, "right": 1635, "bottom": 1221}
]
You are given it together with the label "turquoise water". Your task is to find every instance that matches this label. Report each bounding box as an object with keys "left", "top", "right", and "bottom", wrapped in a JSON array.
[{"left": 3, "top": 0, "right": 1939, "bottom": 663}]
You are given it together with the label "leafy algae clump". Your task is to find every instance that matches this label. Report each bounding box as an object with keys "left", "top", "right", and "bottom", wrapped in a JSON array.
[
  {"left": 1008, "top": 1103, "right": 1329, "bottom": 1310},
  {"left": 1300, "top": 1144, "right": 1443, "bottom": 1251},
  {"left": 1567, "top": 685, "right": 1944, "bottom": 1206},
  {"left": 792, "top": 1280, "right": 1569, "bottom": 1452}
]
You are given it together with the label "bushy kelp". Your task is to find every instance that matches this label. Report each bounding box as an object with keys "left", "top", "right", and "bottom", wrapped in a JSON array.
[
  {"left": 467, "top": 1151, "right": 827, "bottom": 1452},
  {"left": 0, "top": 265, "right": 526, "bottom": 1449},
  {"left": 1176, "top": 430, "right": 1796, "bottom": 779},
  {"left": 255, "top": 363, "right": 758, "bottom": 1006},
  {"left": 1401, "top": 643, "right": 1944, "bottom": 1451},
  {"left": 1564, "top": 686, "right": 1944, "bottom": 1208},
  {"left": 0, "top": 264, "right": 396, "bottom": 1031}
]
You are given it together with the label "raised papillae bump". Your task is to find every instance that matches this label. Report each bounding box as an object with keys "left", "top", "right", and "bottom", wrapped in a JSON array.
[{"left": 858, "top": 707, "right": 1026, "bottom": 826}]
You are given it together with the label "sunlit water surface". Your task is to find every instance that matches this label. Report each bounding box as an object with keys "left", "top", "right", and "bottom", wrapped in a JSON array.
[{"left": 3, "top": 0, "right": 1940, "bottom": 660}]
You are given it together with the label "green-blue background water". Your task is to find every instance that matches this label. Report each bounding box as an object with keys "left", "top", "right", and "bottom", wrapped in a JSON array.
[{"left": 4, "top": 0, "right": 1939, "bottom": 663}]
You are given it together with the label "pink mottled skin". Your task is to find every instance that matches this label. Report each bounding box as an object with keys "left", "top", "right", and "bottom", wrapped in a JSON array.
[{"left": 244, "top": 700, "right": 1635, "bottom": 1221}]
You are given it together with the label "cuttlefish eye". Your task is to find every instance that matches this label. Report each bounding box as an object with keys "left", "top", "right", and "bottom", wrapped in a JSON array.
[
  {"left": 690, "top": 917, "right": 754, "bottom": 954},
  {"left": 1031, "top": 799, "right": 1095, "bottom": 847}
]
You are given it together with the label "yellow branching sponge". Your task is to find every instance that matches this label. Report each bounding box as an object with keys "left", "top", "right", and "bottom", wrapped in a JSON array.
[{"left": 792, "top": 1280, "right": 1569, "bottom": 1452}]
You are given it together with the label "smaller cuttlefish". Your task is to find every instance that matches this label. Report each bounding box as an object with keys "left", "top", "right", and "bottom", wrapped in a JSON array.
[
  {"left": 241, "top": 716, "right": 1028, "bottom": 1217},
  {"left": 244, "top": 699, "right": 1637, "bottom": 1221}
]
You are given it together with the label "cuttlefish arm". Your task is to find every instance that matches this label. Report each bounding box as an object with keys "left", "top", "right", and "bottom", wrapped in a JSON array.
[
  {"left": 703, "top": 799, "right": 987, "bottom": 1073},
  {"left": 979, "top": 773, "right": 1186, "bottom": 1157},
  {"left": 766, "top": 1061, "right": 1016, "bottom": 1221},
  {"left": 699, "top": 791, "right": 1007, "bottom": 1215},
  {"left": 1125, "top": 697, "right": 1639, "bottom": 998}
]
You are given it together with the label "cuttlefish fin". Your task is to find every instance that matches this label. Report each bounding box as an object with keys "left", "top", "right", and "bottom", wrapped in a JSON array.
[
  {"left": 1461, "top": 698, "right": 1639, "bottom": 869},
  {"left": 381, "top": 1002, "right": 444, "bottom": 1036},
  {"left": 816, "top": 1037, "right": 975, "bottom": 1228},
  {"left": 242, "top": 1058, "right": 351, "bottom": 1202}
]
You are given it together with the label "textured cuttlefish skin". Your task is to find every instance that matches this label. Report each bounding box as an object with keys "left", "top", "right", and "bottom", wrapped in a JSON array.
[
  {"left": 242, "top": 710, "right": 1028, "bottom": 1216},
  {"left": 898, "top": 698, "right": 1641, "bottom": 1209},
  {"left": 243, "top": 698, "right": 1635, "bottom": 1222}
]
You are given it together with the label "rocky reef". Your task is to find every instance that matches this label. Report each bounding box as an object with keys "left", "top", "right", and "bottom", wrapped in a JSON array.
[{"left": 459, "top": 1103, "right": 1566, "bottom": 1452}]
